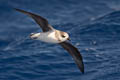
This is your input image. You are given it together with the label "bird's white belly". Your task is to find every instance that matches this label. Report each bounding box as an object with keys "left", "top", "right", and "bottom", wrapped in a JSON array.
[{"left": 37, "top": 31, "right": 60, "bottom": 43}]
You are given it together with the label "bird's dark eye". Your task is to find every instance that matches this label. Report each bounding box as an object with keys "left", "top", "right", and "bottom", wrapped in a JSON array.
[{"left": 62, "top": 35, "right": 66, "bottom": 38}]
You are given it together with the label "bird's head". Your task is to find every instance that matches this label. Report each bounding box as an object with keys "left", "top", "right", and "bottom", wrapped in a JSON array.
[{"left": 60, "top": 32, "right": 70, "bottom": 42}]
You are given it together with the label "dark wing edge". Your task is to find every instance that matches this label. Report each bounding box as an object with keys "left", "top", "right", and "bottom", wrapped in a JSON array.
[
  {"left": 14, "top": 8, "right": 52, "bottom": 32},
  {"left": 59, "top": 42, "right": 84, "bottom": 73}
]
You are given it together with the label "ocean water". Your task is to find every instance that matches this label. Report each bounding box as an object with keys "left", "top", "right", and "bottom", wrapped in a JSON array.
[{"left": 0, "top": 0, "right": 120, "bottom": 80}]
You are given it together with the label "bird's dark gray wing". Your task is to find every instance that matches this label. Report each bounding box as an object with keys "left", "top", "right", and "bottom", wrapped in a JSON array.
[
  {"left": 59, "top": 42, "right": 84, "bottom": 73},
  {"left": 15, "top": 8, "right": 52, "bottom": 32}
]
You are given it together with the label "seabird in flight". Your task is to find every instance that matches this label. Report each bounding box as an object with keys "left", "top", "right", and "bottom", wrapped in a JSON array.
[{"left": 15, "top": 8, "right": 84, "bottom": 73}]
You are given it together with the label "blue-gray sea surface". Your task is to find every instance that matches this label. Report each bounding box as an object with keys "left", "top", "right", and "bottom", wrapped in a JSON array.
[{"left": 0, "top": 0, "right": 120, "bottom": 80}]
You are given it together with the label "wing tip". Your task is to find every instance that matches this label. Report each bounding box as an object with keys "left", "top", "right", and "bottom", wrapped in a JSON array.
[
  {"left": 81, "top": 68, "right": 84, "bottom": 74},
  {"left": 14, "top": 8, "right": 30, "bottom": 15},
  {"left": 77, "top": 57, "right": 84, "bottom": 74},
  {"left": 14, "top": 8, "right": 22, "bottom": 12},
  {"left": 80, "top": 64, "right": 84, "bottom": 74}
]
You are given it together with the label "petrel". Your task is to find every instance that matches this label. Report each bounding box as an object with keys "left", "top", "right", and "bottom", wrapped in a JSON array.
[{"left": 15, "top": 8, "right": 84, "bottom": 73}]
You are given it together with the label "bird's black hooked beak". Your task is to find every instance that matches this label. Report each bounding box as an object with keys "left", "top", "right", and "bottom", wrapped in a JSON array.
[{"left": 67, "top": 38, "right": 70, "bottom": 41}]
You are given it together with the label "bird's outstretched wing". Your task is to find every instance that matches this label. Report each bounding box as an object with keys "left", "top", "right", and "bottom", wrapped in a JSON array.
[
  {"left": 15, "top": 8, "right": 53, "bottom": 32},
  {"left": 59, "top": 42, "right": 84, "bottom": 73}
]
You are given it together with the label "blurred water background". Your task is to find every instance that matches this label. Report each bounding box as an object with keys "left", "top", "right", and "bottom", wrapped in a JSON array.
[{"left": 0, "top": 0, "right": 120, "bottom": 80}]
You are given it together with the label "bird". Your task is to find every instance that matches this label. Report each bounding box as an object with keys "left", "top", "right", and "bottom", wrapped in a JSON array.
[{"left": 15, "top": 8, "right": 84, "bottom": 73}]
